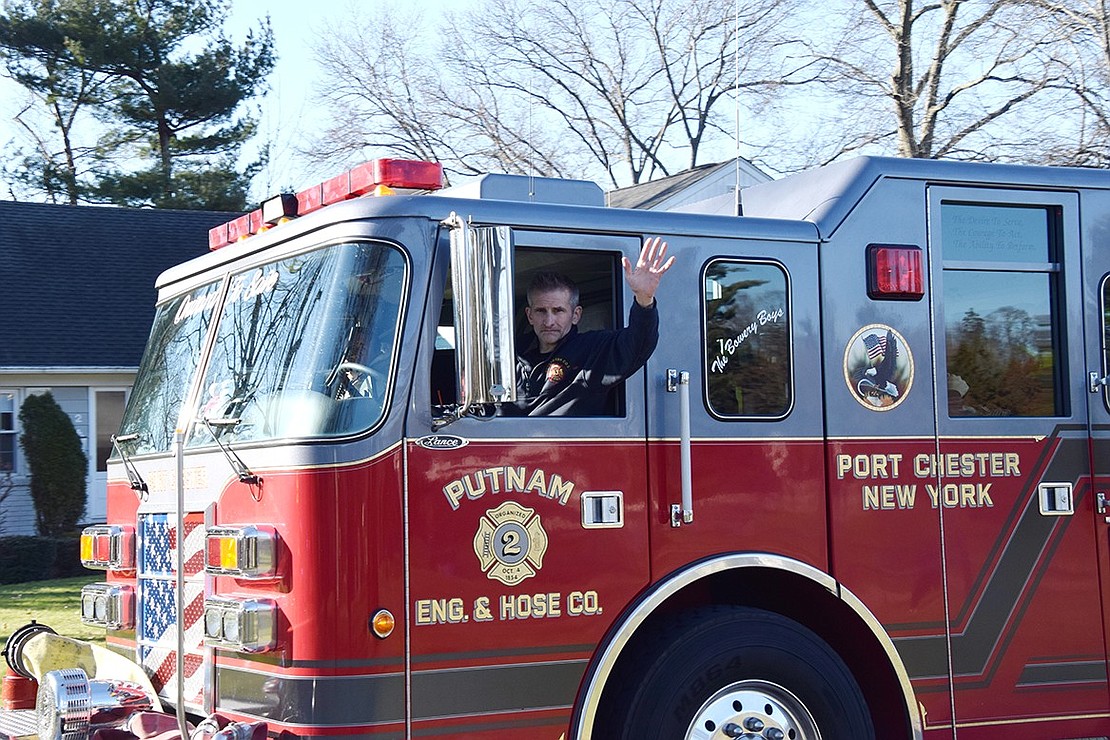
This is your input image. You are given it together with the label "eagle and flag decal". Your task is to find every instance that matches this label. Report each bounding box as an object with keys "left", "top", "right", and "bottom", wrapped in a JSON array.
[{"left": 844, "top": 324, "right": 914, "bottom": 410}]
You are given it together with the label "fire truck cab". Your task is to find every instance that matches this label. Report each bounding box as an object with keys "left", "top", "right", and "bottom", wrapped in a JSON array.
[{"left": 4, "top": 155, "right": 1110, "bottom": 740}]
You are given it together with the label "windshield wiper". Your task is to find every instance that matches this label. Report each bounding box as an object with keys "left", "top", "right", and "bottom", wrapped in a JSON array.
[
  {"left": 198, "top": 417, "right": 261, "bottom": 486},
  {"left": 111, "top": 433, "right": 149, "bottom": 495}
]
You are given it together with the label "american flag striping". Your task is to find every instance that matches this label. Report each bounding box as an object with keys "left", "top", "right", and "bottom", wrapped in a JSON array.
[{"left": 139, "top": 513, "right": 207, "bottom": 706}]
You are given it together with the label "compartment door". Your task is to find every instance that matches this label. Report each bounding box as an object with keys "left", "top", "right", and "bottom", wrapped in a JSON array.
[{"left": 929, "top": 188, "right": 1108, "bottom": 728}]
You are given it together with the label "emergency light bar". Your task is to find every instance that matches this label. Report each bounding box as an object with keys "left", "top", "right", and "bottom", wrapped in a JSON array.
[
  {"left": 867, "top": 244, "right": 925, "bottom": 300},
  {"left": 209, "top": 158, "right": 444, "bottom": 250},
  {"left": 79, "top": 525, "right": 136, "bottom": 573}
]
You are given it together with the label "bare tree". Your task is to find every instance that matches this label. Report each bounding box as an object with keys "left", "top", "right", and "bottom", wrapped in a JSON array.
[
  {"left": 1021, "top": 0, "right": 1110, "bottom": 166},
  {"left": 774, "top": 0, "right": 1073, "bottom": 167},
  {"left": 307, "top": 0, "right": 801, "bottom": 187}
]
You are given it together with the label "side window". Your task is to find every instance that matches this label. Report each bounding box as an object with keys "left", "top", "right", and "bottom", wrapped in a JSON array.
[
  {"left": 703, "top": 260, "right": 792, "bottom": 418},
  {"left": 513, "top": 247, "right": 617, "bottom": 337},
  {"left": 941, "top": 203, "right": 1065, "bottom": 417},
  {"left": 431, "top": 245, "right": 623, "bottom": 416},
  {"left": 0, "top": 390, "right": 16, "bottom": 473},
  {"left": 1102, "top": 275, "right": 1110, "bottom": 412}
]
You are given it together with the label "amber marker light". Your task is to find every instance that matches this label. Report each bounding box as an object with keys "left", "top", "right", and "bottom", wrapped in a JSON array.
[
  {"left": 79, "top": 525, "right": 135, "bottom": 573},
  {"left": 371, "top": 610, "right": 395, "bottom": 639},
  {"left": 205, "top": 525, "right": 278, "bottom": 579}
]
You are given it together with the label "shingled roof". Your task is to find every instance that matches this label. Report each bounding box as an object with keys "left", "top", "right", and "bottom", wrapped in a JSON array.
[
  {"left": 607, "top": 158, "right": 772, "bottom": 212},
  {"left": 0, "top": 201, "right": 238, "bottom": 368}
]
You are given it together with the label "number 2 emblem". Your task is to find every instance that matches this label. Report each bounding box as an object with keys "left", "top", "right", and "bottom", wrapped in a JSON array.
[{"left": 473, "top": 501, "right": 549, "bottom": 586}]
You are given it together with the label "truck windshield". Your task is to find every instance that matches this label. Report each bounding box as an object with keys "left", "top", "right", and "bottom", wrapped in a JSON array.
[
  {"left": 120, "top": 281, "right": 224, "bottom": 455},
  {"left": 119, "top": 240, "right": 407, "bottom": 455}
]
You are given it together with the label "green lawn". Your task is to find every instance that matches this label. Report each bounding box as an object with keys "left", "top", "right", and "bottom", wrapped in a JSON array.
[{"left": 0, "top": 575, "right": 105, "bottom": 644}]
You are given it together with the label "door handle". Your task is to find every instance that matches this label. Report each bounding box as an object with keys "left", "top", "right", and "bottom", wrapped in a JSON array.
[
  {"left": 667, "top": 369, "right": 693, "bottom": 527},
  {"left": 1099, "top": 492, "right": 1108, "bottom": 515}
]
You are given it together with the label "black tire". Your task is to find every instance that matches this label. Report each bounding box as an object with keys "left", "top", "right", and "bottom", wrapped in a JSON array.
[{"left": 597, "top": 605, "right": 875, "bottom": 740}]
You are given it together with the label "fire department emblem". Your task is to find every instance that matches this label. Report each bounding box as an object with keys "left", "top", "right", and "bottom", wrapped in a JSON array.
[
  {"left": 473, "top": 501, "right": 548, "bottom": 586},
  {"left": 545, "top": 359, "right": 567, "bottom": 385},
  {"left": 844, "top": 324, "right": 914, "bottom": 411}
]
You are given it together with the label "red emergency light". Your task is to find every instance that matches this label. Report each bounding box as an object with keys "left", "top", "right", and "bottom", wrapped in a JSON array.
[
  {"left": 867, "top": 244, "right": 924, "bottom": 300},
  {"left": 208, "top": 158, "right": 444, "bottom": 250}
]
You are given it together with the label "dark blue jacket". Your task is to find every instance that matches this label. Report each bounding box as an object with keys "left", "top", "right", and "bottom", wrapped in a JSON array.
[{"left": 507, "top": 301, "right": 659, "bottom": 416}]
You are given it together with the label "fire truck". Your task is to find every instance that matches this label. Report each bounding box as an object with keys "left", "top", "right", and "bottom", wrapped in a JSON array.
[{"left": 4, "top": 154, "right": 1110, "bottom": 740}]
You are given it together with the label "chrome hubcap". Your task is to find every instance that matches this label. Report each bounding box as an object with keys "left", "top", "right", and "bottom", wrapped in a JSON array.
[{"left": 684, "top": 680, "right": 820, "bottom": 740}]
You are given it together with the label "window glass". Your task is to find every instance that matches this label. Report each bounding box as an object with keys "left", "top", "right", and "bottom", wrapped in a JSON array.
[
  {"left": 95, "top": 391, "right": 127, "bottom": 472},
  {"left": 941, "top": 204, "right": 1049, "bottom": 263},
  {"left": 1102, "top": 276, "right": 1110, "bottom": 410},
  {"left": 704, "top": 260, "right": 791, "bottom": 418},
  {"left": 432, "top": 246, "right": 622, "bottom": 416},
  {"left": 118, "top": 280, "right": 223, "bottom": 455},
  {"left": 942, "top": 204, "right": 1063, "bottom": 417},
  {"left": 188, "top": 241, "right": 406, "bottom": 446},
  {"left": 0, "top": 391, "right": 15, "bottom": 472}
]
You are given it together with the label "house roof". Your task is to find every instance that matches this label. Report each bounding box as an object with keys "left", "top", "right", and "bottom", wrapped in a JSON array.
[
  {"left": 0, "top": 200, "right": 238, "bottom": 368},
  {"left": 606, "top": 158, "right": 771, "bottom": 211}
]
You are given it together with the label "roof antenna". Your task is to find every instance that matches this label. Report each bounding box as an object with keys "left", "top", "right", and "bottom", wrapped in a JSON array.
[
  {"left": 528, "top": 64, "right": 537, "bottom": 202},
  {"left": 733, "top": 0, "right": 743, "bottom": 216}
]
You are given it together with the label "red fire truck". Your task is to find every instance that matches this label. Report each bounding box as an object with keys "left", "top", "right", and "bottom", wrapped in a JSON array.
[{"left": 4, "top": 154, "right": 1110, "bottom": 740}]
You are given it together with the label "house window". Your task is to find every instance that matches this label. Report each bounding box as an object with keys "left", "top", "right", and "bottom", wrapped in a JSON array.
[
  {"left": 0, "top": 390, "right": 17, "bottom": 473},
  {"left": 95, "top": 391, "right": 127, "bottom": 473}
]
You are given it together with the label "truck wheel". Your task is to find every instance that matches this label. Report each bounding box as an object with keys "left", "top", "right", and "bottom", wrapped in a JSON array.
[{"left": 599, "top": 605, "right": 875, "bottom": 740}]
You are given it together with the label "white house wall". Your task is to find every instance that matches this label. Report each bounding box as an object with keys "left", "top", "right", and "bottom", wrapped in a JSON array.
[{"left": 0, "top": 370, "right": 134, "bottom": 537}]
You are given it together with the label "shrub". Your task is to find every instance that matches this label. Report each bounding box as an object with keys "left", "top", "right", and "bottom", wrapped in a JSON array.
[
  {"left": 19, "top": 392, "right": 87, "bottom": 536},
  {"left": 51, "top": 536, "right": 89, "bottom": 579},
  {"left": 0, "top": 535, "right": 56, "bottom": 584}
]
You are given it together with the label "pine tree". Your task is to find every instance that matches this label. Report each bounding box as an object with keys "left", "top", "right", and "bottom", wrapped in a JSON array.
[
  {"left": 0, "top": 0, "right": 274, "bottom": 209},
  {"left": 18, "top": 392, "right": 87, "bottom": 536}
]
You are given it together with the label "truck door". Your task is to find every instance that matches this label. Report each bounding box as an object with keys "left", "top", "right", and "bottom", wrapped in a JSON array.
[
  {"left": 1085, "top": 190, "right": 1110, "bottom": 706},
  {"left": 403, "top": 227, "right": 651, "bottom": 738},
  {"left": 643, "top": 231, "right": 826, "bottom": 577},
  {"left": 928, "top": 187, "right": 1109, "bottom": 728}
]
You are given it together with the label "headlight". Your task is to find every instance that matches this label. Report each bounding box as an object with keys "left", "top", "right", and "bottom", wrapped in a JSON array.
[
  {"left": 222, "top": 609, "right": 241, "bottom": 644},
  {"left": 203, "top": 596, "right": 277, "bottom": 653},
  {"left": 79, "top": 583, "right": 134, "bottom": 630},
  {"left": 205, "top": 608, "right": 223, "bottom": 638}
]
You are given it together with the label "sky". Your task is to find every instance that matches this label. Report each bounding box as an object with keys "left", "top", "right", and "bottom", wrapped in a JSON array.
[
  {"left": 225, "top": 0, "right": 362, "bottom": 197},
  {"left": 229, "top": 0, "right": 479, "bottom": 197},
  {"left": 0, "top": 0, "right": 471, "bottom": 203}
]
